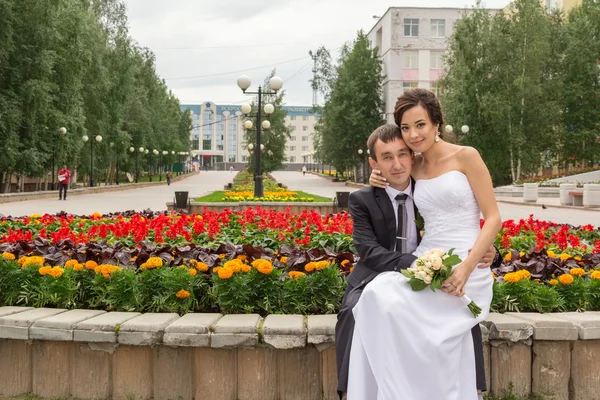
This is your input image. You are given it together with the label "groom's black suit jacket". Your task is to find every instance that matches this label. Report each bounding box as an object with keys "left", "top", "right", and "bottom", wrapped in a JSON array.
[{"left": 346, "top": 180, "right": 421, "bottom": 289}]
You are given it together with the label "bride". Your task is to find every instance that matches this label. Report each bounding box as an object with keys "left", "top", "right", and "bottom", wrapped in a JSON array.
[{"left": 348, "top": 88, "right": 501, "bottom": 400}]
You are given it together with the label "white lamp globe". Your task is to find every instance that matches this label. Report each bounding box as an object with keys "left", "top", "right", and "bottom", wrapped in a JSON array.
[
  {"left": 367, "top": 149, "right": 370, "bottom": 155},
  {"left": 95, "top": 135, "right": 102, "bottom": 142},
  {"left": 129, "top": 147, "right": 134, "bottom": 152},
  {"left": 262, "top": 120, "right": 271, "bottom": 129},
  {"left": 163, "top": 151, "right": 168, "bottom": 155},
  {"left": 237, "top": 75, "right": 251, "bottom": 91},
  {"left": 263, "top": 103, "right": 275, "bottom": 115},
  {"left": 260, "top": 144, "right": 265, "bottom": 151},
  {"left": 82, "top": 135, "right": 89, "bottom": 142},
  {"left": 269, "top": 76, "right": 283, "bottom": 91},
  {"left": 445, "top": 125, "right": 453, "bottom": 133},
  {"left": 461, "top": 125, "right": 470, "bottom": 134},
  {"left": 145, "top": 149, "right": 149, "bottom": 154},
  {"left": 153, "top": 149, "right": 158, "bottom": 155},
  {"left": 247, "top": 143, "right": 254, "bottom": 151},
  {"left": 171, "top": 151, "right": 175, "bottom": 155},
  {"left": 244, "top": 120, "right": 253, "bottom": 129},
  {"left": 358, "top": 149, "right": 363, "bottom": 155},
  {"left": 59, "top": 127, "right": 67, "bottom": 134},
  {"left": 240, "top": 103, "right": 252, "bottom": 115},
  {"left": 139, "top": 147, "right": 144, "bottom": 153}
]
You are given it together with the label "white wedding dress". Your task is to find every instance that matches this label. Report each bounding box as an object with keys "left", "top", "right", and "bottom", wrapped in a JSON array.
[{"left": 348, "top": 170, "right": 494, "bottom": 400}]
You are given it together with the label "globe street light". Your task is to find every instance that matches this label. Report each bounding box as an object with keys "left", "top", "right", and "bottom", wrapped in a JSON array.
[
  {"left": 51, "top": 127, "right": 67, "bottom": 190},
  {"left": 237, "top": 74, "right": 283, "bottom": 198},
  {"left": 358, "top": 149, "right": 367, "bottom": 184},
  {"left": 82, "top": 134, "right": 102, "bottom": 187}
]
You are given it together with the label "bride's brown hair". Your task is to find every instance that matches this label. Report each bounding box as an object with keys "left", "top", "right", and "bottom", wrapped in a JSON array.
[{"left": 393, "top": 88, "right": 444, "bottom": 137}]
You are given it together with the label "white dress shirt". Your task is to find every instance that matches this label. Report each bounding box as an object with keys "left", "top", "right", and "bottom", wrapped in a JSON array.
[{"left": 385, "top": 182, "right": 418, "bottom": 254}]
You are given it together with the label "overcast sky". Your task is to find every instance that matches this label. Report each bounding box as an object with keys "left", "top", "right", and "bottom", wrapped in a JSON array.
[{"left": 125, "top": 0, "right": 510, "bottom": 106}]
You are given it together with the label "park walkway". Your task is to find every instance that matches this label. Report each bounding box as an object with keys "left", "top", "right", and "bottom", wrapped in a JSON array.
[{"left": 0, "top": 170, "right": 597, "bottom": 226}]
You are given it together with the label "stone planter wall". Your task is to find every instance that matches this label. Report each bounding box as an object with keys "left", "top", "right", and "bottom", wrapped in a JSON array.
[
  {"left": 166, "top": 201, "right": 338, "bottom": 215},
  {"left": 559, "top": 183, "right": 578, "bottom": 205},
  {"left": 1, "top": 307, "right": 599, "bottom": 400},
  {"left": 583, "top": 184, "right": 600, "bottom": 208},
  {"left": 523, "top": 183, "right": 539, "bottom": 202}
]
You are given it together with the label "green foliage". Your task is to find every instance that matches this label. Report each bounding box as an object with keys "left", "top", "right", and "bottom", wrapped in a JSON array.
[
  {"left": 0, "top": 0, "right": 191, "bottom": 192},
  {"left": 315, "top": 31, "right": 385, "bottom": 173},
  {"left": 491, "top": 279, "right": 567, "bottom": 313}
]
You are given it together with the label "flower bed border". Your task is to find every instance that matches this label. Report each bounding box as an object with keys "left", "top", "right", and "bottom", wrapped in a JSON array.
[
  {"left": 1, "top": 307, "right": 600, "bottom": 399},
  {"left": 166, "top": 201, "right": 339, "bottom": 214}
]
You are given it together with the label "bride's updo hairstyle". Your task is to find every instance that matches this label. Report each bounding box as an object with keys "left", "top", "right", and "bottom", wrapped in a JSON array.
[{"left": 393, "top": 88, "right": 444, "bottom": 138}]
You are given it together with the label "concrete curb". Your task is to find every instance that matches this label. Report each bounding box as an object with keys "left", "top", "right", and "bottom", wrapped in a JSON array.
[{"left": 495, "top": 198, "right": 600, "bottom": 212}]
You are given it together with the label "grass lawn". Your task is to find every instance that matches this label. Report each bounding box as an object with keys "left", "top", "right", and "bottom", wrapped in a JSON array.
[{"left": 194, "top": 190, "right": 333, "bottom": 203}]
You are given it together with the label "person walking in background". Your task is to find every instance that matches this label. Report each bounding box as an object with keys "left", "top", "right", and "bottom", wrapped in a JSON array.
[
  {"left": 58, "top": 165, "right": 71, "bottom": 200},
  {"left": 302, "top": 165, "right": 307, "bottom": 176},
  {"left": 166, "top": 170, "right": 172, "bottom": 186}
]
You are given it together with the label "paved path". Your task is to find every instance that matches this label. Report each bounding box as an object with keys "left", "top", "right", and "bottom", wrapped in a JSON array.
[
  {"left": 0, "top": 172, "right": 233, "bottom": 217},
  {"left": 0, "top": 170, "right": 598, "bottom": 227}
]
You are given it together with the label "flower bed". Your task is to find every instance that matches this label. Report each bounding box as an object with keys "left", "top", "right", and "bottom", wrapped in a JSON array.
[{"left": 0, "top": 211, "right": 599, "bottom": 315}]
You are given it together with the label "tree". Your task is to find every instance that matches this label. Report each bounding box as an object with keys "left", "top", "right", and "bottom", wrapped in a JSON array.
[
  {"left": 243, "top": 70, "right": 291, "bottom": 175},
  {"left": 317, "top": 31, "right": 385, "bottom": 174}
]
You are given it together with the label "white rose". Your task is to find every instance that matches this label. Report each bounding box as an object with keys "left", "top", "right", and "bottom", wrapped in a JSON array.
[
  {"left": 415, "top": 271, "right": 429, "bottom": 281},
  {"left": 432, "top": 249, "right": 445, "bottom": 257},
  {"left": 423, "top": 274, "right": 433, "bottom": 284},
  {"left": 431, "top": 256, "right": 443, "bottom": 270},
  {"left": 424, "top": 261, "right": 432, "bottom": 269},
  {"left": 442, "top": 255, "right": 449, "bottom": 260}
]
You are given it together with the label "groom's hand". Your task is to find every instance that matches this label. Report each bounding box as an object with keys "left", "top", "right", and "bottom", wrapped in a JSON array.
[{"left": 469, "top": 245, "right": 496, "bottom": 268}]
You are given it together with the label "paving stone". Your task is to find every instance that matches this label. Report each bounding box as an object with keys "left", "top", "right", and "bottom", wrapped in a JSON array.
[
  {"left": 262, "top": 314, "right": 306, "bottom": 349},
  {"left": 0, "top": 306, "right": 33, "bottom": 318},
  {"left": 0, "top": 308, "right": 67, "bottom": 340},
  {"left": 211, "top": 314, "right": 261, "bottom": 348},
  {"left": 307, "top": 314, "right": 336, "bottom": 345},
  {"left": 30, "top": 309, "right": 105, "bottom": 341},
  {"left": 74, "top": 311, "right": 141, "bottom": 343},
  {"left": 506, "top": 312, "right": 578, "bottom": 341},
  {"left": 118, "top": 313, "right": 180, "bottom": 346},
  {"left": 554, "top": 311, "right": 600, "bottom": 340},
  {"left": 482, "top": 312, "right": 533, "bottom": 342},
  {"left": 163, "top": 313, "right": 222, "bottom": 347}
]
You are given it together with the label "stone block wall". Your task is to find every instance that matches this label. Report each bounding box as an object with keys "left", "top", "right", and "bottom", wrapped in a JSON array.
[{"left": 1, "top": 307, "right": 600, "bottom": 399}]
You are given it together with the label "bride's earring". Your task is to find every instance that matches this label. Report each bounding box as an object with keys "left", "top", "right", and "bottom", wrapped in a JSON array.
[{"left": 434, "top": 132, "right": 440, "bottom": 142}]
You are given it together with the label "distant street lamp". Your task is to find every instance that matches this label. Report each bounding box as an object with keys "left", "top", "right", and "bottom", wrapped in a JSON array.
[
  {"left": 445, "top": 124, "right": 470, "bottom": 143},
  {"left": 237, "top": 75, "right": 283, "bottom": 198},
  {"left": 51, "top": 127, "right": 67, "bottom": 190},
  {"left": 358, "top": 149, "right": 367, "bottom": 184},
  {"left": 82, "top": 134, "right": 102, "bottom": 187},
  {"left": 130, "top": 146, "right": 144, "bottom": 183}
]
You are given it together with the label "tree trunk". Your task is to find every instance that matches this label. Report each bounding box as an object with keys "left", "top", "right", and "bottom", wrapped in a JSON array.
[{"left": 2, "top": 172, "right": 11, "bottom": 193}]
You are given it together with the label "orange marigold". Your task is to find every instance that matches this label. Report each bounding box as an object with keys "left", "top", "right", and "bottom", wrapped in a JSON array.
[
  {"left": 49, "top": 266, "right": 64, "bottom": 278},
  {"left": 570, "top": 267, "right": 586, "bottom": 277},
  {"left": 549, "top": 279, "right": 558, "bottom": 285},
  {"left": 176, "top": 289, "right": 191, "bottom": 299},
  {"left": 341, "top": 259, "right": 350, "bottom": 267},
  {"left": 143, "top": 257, "right": 163, "bottom": 269},
  {"left": 558, "top": 253, "right": 572, "bottom": 262},
  {"left": 280, "top": 256, "right": 288, "bottom": 264},
  {"left": 73, "top": 263, "right": 84, "bottom": 271},
  {"left": 305, "top": 262, "right": 317, "bottom": 272},
  {"left": 236, "top": 255, "right": 247, "bottom": 261},
  {"left": 241, "top": 264, "right": 251, "bottom": 273},
  {"left": 65, "top": 259, "right": 78, "bottom": 268},
  {"left": 213, "top": 266, "right": 222, "bottom": 274},
  {"left": 315, "top": 261, "right": 329, "bottom": 271},
  {"left": 38, "top": 266, "right": 52, "bottom": 276},
  {"left": 23, "top": 256, "right": 45, "bottom": 268},
  {"left": 503, "top": 272, "right": 520, "bottom": 283},
  {"left": 590, "top": 270, "right": 600, "bottom": 281},
  {"left": 2, "top": 252, "right": 15, "bottom": 261},
  {"left": 547, "top": 250, "right": 556, "bottom": 258},
  {"left": 504, "top": 253, "right": 512, "bottom": 261},
  {"left": 195, "top": 261, "right": 209, "bottom": 272},
  {"left": 558, "top": 274, "right": 574, "bottom": 285},
  {"left": 188, "top": 268, "right": 197, "bottom": 276},
  {"left": 252, "top": 259, "right": 273, "bottom": 275},
  {"left": 218, "top": 266, "right": 234, "bottom": 279},
  {"left": 218, "top": 254, "right": 226, "bottom": 260},
  {"left": 289, "top": 271, "right": 306, "bottom": 279},
  {"left": 224, "top": 259, "right": 242, "bottom": 273},
  {"left": 85, "top": 260, "right": 98, "bottom": 270}
]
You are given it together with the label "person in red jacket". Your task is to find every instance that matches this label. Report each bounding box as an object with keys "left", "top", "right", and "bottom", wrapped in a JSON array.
[{"left": 58, "top": 165, "right": 71, "bottom": 200}]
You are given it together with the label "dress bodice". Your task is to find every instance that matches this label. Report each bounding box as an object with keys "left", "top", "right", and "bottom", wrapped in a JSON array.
[{"left": 414, "top": 170, "right": 481, "bottom": 241}]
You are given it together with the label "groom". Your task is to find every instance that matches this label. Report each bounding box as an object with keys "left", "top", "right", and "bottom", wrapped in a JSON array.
[{"left": 335, "top": 124, "right": 501, "bottom": 399}]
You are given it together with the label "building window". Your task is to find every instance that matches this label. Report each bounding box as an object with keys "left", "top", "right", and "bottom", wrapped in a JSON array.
[
  {"left": 216, "top": 114, "right": 224, "bottom": 151},
  {"left": 228, "top": 116, "right": 237, "bottom": 162},
  {"left": 430, "top": 51, "right": 444, "bottom": 69},
  {"left": 302, "top": 146, "right": 308, "bottom": 151},
  {"left": 302, "top": 116, "right": 308, "bottom": 121},
  {"left": 290, "top": 115, "right": 296, "bottom": 120},
  {"left": 430, "top": 81, "right": 440, "bottom": 97},
  {"left": 291, "top": 126, "right": 296, "bottom": 131},
  {"left": 289, "top": 156, "right": 296, "bottom": 163},
  {"left": 242, "top": 156, "right": 248, "bottom": 162},
  {"left": 302, "top": 126, "right": 308, "bottom": 131},
  {"left": 314, "top": 116, "right": 320, "bottom": 121},
  {"left": 403, "top": 51, "right": 418, "bottom": 69},
  {"left": 290, "top": 136, "right": 296, "bottom": 141},
  {"left": 404, "top": 19, "right": 419, "bottom": 37},
  {"left": 431, "top": 19, "right": 445, "bottom": 37},
  {"left": 202, "top": 108, "right": 213, "bottom": 150},
  {"left": 290, "top": 146, "right": 296, "bottom": 151},
  {"left": 302, "top": 136, "right": 309, "bottom": 142},
  {"left": 403, "top": 82, "right": 418, "bottom": 92}
]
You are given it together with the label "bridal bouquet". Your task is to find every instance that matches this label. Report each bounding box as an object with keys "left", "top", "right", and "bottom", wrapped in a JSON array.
[{"left": 401, "top": 248, "right": 482, "bottom": 317}]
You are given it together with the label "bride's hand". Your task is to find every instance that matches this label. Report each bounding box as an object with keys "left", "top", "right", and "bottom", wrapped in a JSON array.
[
  {"left": 442, "top": 265, "right": 472, "bottom": 297},
  {"left": 369, "top": 169, "right": 388, "bottom": 188}
]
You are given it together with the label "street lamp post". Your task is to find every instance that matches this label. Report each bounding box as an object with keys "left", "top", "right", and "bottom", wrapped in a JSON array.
[
  {"left": 130, "top": 147, "right": 144, "bottom": 183},
  {"left": 358, "top": 149, "right": 367, "bottom": 184},
  {"left": 445, "top": 124, "right": 469, "bottom": 143},
  {"left": 237, "top": 75, "right": 283, "bottom": 198},
  {"left": 82, "top": 134, "right": 102, "bottom": 187},
  {"left": 51, "top": 127, "right": 67, "bottom": 190}
]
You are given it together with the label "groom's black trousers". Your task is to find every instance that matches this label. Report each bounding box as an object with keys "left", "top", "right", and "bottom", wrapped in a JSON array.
[{"left": 335, "top": 281, "right": 487, "bottom": 397}]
